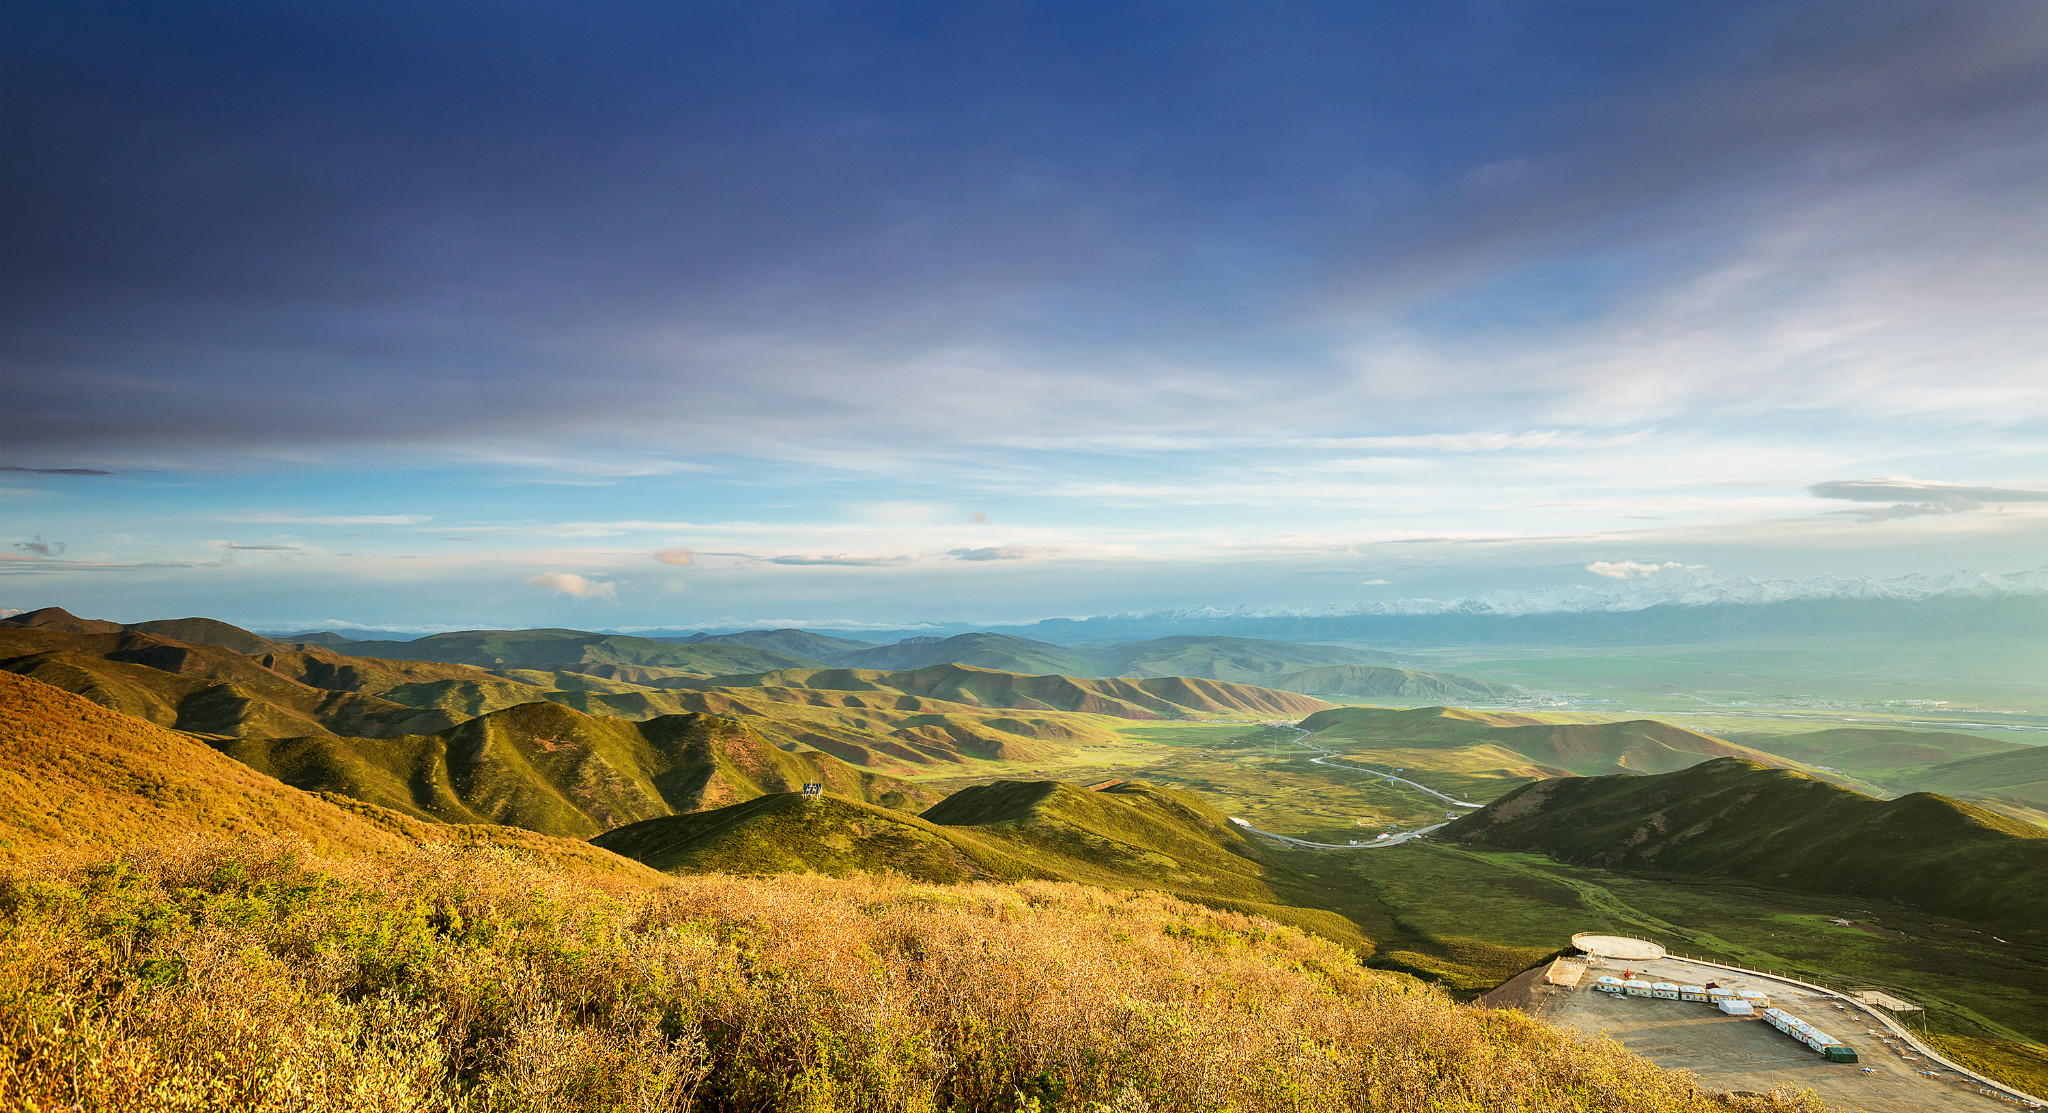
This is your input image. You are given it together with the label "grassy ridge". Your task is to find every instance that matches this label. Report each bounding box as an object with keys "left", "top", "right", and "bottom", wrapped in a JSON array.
[
  {"left": 0, "top": 838, "right": 1819, "bottom": 1112},
  {"left": 1444, "top": 757, "right": 2048, "bottom": 926},
  {"left": 216, "top": 699, "right": 939, "bottom": 838}
]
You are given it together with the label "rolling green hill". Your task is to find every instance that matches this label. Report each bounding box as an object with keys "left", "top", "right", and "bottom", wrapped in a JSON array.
[
  {"left": 825, "top": 631, "right": 1509, "bottom": 699},
  {"left": 591, "top": 792, "right": 1047, "bottom": 881},
  {"left": 1903, "top": 746, "right": 2048, "bottom": 823},
  {"left": 837, "top": 632, "right": 1096, "bottom": 673},
  {"left": 1733, "top": 726, "right": 2029, "bottom": 779},
  {"left": 338, "top": 627, "right": 824, "bottom": 675},
  {"left": 1301, "top": 704, "right": 1800, "bottom": 777},
  {"left": 1444, "top": 756, "right": 2048, "bottom": 926},
  {"left": 214, "top": 699, "right": 938, "bottom": 838},
  {"left": 678, "top": 627, "right": 880, "bottom": 659}
]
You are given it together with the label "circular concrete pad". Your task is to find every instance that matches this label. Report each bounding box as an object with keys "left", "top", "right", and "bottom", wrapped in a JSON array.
[{"left": 1572, "top": 933, "right": 1666, "bottom": 960}]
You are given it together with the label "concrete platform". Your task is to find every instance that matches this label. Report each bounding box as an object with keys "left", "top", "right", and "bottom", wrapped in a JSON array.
[{"left": 1532, "top": 954, "right": 2021, "bottom": 1113}]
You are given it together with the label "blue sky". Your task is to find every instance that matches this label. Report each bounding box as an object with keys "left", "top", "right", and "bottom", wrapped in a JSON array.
[{"left": 4, "top": 1, "right": 2046, "bottom": 630}]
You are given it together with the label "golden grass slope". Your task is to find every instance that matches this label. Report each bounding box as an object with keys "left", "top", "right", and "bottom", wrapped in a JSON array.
[
  {"left": 0, "top": 670, "right": 419, "bottom": 862},
  {"left": 1, "top": 838, "right": 1821, "bottom": 1113}
]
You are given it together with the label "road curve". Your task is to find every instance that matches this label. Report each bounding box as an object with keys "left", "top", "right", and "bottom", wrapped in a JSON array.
[
  {"left": 1230, "top": 817, "right": 1450, "bottom": 850},
  {"left": 1282, "top": 727, "right": 1486, "bottom": 808}
]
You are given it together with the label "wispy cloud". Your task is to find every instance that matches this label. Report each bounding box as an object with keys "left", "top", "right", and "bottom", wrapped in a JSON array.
[
  {"left": 947, "top": 545, "right": 1054, "bottom": 562},
  {"left": 654, "top": 548, "right": 695, "bottom": 566},
  {"left": 767, "top": 554, "right": 919, "bottom": 567},
  {"left": 222, "top": 514, "right": 432, "bottom": 525},
  {"left": 0, "top": 466, "right": 113, "bottom": 476},
  {"left": 1809, "top": 477, "right": 2048, "bottom": 522},
  {"left": 526, "top": 571, "right": 616, "bottom": 599},
  {"left": 12, "top": 535, "right": 66, "bottom": 557}
]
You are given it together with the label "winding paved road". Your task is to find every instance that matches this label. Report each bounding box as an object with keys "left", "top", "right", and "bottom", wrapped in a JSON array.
[
  {"left": 1282, "top": 727, "right": 1486, "bottom": 808},
  {"left": 1230, "top": 816, "right": 1450, "bottom": 850}
]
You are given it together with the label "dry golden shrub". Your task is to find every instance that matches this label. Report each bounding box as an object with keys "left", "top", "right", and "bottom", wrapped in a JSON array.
[{"left": 0, "top": 837, "right": 1830, "bottom": 1112}]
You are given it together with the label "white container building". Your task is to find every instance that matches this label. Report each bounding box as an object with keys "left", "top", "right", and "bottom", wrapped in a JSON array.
[
  {"left": 1651, "top": 981, "right": 1680, "bottom": 1000},
  {"left": 1623, "top": 979, "right": 1654, "bottom": 997},
  {"left": 1594, "top": 976, "right": 1625, "bottom": 994},
  {"left": 1679, "top": 985, "right": 1709, "bottom": 1002},
  {"left": 1718, "top": 999, "right": 1755, "bottom": 1016}
]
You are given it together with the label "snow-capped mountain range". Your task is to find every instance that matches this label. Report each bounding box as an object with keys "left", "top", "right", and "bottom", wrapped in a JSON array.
[{"left": 1129, "top": 565, "right": 2048, "bottom": 620}]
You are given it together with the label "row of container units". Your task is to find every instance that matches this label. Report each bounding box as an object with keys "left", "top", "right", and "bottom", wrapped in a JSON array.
[
  {"left": 1763, "top": 1008, "right": 1859, "bottom": 1063},
  {"left": 1592, "top": 977, "right": 1769, "bottom": 1011}
]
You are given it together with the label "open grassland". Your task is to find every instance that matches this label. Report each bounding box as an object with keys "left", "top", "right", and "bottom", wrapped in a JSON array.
[{"left": 0, "top": 838, "right": 1826, "bottom": 1113}]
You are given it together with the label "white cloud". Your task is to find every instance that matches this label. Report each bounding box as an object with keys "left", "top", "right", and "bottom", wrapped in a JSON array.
[
  {"left": 766, "top": 553, "right": 919, "bottom": 567},
  {"left": 526, "top": 571, "right": 616, "bottom": 599},
  {"left": 1586, "top": 560, "right": 1700, "bottom": 580},
  {"left": 1361, "top": 578, "right": 1391, "bottom": 585},
  {"left": 655, "top": 548, "right": 695, "bottom": 566}
]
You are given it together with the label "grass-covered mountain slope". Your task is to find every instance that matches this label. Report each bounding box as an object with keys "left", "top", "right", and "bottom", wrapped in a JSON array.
[
  {"left": 1302, "top": 704, "right": 1799, "bottom": 777},
  {"left": 3, "top": 839, "right": 1795, "bottom": 1113},
  {"left": 215, "top": 699, "right": 938, "bottom": 838},
  {"left": 1444, "top": 756, "right": 2048, "bottom": 925},
  {"left": 0, "top": 670, "right": 420, "bottom": 861}
]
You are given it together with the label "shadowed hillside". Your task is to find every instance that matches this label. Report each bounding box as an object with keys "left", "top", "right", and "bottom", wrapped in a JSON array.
[
  {"left": 1445, "top": 756, "right": 2048, "bottom": 925},
  {"left": 215, "top": 700, "right": 938, "bottom": 838}
]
